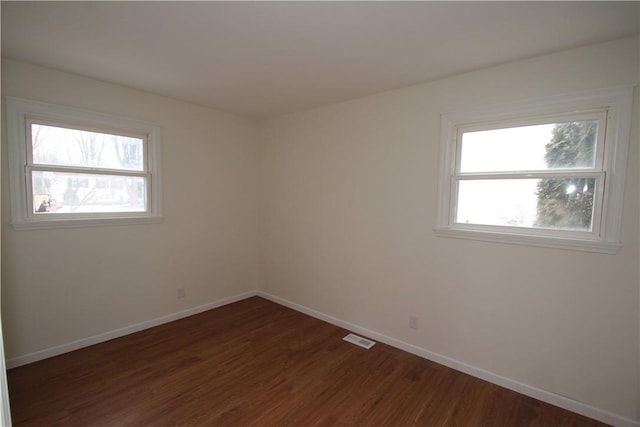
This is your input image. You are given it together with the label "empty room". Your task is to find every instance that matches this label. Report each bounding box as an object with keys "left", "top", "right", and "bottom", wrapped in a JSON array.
[{"left": 1, "top": 2, "right": 638, "bottom": 426}]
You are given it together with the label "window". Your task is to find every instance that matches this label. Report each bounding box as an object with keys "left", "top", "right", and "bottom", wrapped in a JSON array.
[
  {"left": 6, "top": 97, "right": 162, "bottom": 229},
  {"left": 435, "top": 87, "right": 634, "bottom": 253}
]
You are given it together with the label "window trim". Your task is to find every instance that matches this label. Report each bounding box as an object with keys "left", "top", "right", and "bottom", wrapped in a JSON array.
[
  {"left": 435, "top": 86, "right": 634, "bottom": 254},
  {"left": 6, "top": 97, "right": 163, "bottom": 230}
]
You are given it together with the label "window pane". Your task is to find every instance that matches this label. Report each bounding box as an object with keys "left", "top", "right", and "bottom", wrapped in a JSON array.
[
  {"left": 456, "top": 178, "right": 595, "bottom": 231},
  {"left": 31, "top": 123, "right": 144, "bottom": 171},
  {"left": 32, "top": 171, "right": 146, "bottom": 214},
  {"left": 460, "top": 120, "right": 598, "bottom": 173}
]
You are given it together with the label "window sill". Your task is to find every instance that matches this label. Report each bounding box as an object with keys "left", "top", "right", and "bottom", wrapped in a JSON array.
[
  {"left": 11, "top": 215, "right": 163, "bottom": 231},
  {"left": 434, "top": 226, "right": 621, "bottom": 254}
]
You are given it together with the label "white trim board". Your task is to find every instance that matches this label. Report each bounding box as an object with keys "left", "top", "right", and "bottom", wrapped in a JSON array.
[
  {"left": 6, "top": 291, "right": 258, "bottom": 369},
  {"left": 7, "top": 290, "right": 638, "bottom": 426},
  {"left": 256, "top": 291, "right": 639, "bottom": 427}
]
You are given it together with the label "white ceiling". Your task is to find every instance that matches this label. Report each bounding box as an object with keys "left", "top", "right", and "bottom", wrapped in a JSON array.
[{"left": 2, "top": 2, "right": 639, "bottom": 119}]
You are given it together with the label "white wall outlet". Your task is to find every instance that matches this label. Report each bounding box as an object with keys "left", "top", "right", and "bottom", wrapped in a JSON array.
[
  {"left": 409, "top": 315, "right": 419, "bottom": 330},
  {"left": 177, "top": 287, "right": 186, "bottom": 299}
]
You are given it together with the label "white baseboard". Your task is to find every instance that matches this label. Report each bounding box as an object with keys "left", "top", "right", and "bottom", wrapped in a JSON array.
[
  {"left": 7, "top": 290, "right": 638, "bottom": 427},
  {"left": 257, "top": 291, "right": 639, "bottom": 427},
  {"left": 6, "top": 290, "right": 259, "bottom": 369}
]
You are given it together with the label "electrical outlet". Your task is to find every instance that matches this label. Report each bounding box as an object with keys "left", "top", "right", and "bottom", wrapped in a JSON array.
[
  {"left": 177, "top": 287, "right": 186, "bottom": 299},
  {"left": 409, "top": 315, "right": 419, "bottom": 330}
]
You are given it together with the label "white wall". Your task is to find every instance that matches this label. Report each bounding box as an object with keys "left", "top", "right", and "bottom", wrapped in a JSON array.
[
  {"left": 259, "top": 36, "right": 640, "bottom": 422},
  {"left": 2, "top": 37, "right": 638, "bottom": 424},
  {"left": 1, "top": 59, "right": 260, "bottom": 361}
]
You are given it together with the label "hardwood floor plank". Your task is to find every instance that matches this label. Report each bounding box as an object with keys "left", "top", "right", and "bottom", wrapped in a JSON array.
[{"left": 8, "top": 297, "right": 608, "bottom": 426}]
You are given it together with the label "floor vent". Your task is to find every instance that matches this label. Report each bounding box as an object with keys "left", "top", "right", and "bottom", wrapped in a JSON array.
[{"left": 343, "top": 333, "right": 376, "bottom": 349}]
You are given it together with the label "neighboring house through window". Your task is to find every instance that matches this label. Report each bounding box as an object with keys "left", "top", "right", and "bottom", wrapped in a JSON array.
[{"left": 6, "top": 97, "right": 162, "bottom": 229}]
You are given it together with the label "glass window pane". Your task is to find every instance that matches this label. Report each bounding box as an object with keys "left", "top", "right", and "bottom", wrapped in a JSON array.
[
  {"left": 459, "top": 120, "right": 598, "bottom": 173},
  {"left": 456, "top": 178, "right": 595, "bottom": 231},
  {"left": 32, "top": 171, "right": 146, "bottom": 214},
  {"left": 31, "top": 123, "right": 144, "bottom": 171}
]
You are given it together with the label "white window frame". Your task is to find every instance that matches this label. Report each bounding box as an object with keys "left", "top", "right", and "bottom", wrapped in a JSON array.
[
  {"left": 435, "top": 86, "right": 634, "bottom": 254},
  {"left": 6, "top": 97, "right": 163, "bottom": 230}
]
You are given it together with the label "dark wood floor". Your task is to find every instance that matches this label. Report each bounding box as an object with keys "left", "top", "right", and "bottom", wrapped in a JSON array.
[{"left": 8, "top": 296, "right": 607, "bottom": 426}]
